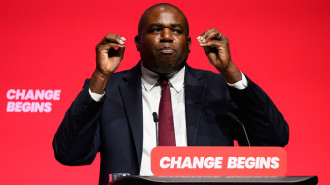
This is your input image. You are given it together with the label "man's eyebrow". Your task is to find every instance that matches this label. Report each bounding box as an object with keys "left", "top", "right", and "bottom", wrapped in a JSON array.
[
  {"left": 149, "top": 23, "right": 162, "bottom": 28},
  {"left": 171, "top": 24, "right": 183, "bottom": 29},
  {"left": 148, "top": 23, "right": 184, "bottom": 29}
]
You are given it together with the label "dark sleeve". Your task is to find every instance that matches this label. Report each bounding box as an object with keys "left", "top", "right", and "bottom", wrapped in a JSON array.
[
  {"left": 229, "top": 76, "right": 289, "bottom": 147},
  {"left": 52, "top": 79, "right": 102, "bottom": 165}
]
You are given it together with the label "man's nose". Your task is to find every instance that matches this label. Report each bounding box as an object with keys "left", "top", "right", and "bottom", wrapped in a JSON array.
[{"left": 160, "top": 28, "right": 173, "bottom": 42}]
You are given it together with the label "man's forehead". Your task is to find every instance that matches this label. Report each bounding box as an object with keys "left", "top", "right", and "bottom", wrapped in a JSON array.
[
  {"left": 145, "top": 11, "right": 184, "bottom": 26},
  {"left": 138, "top": 4, "right": 189, "bottom": 34},
  {"left": 144, "top": 6, "right": 185, "bottom": 23}
]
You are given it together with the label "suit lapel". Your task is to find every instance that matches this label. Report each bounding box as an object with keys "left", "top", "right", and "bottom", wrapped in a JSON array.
[
  {"left": 118, "top": 63, "right": 143, "bottom": 169},
  {"left": 184, "top": 65, "right": 206, "bottom": 146}
]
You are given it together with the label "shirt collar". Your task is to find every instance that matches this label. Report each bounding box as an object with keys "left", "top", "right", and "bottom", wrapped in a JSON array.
[{"left": 141, "top": 63, "right": 185, "bottom": 93}]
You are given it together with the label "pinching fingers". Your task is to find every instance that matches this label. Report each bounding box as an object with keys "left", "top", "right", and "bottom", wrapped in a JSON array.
[
  {"left": 197, "top": 28, "right": 222, "bottom": 45},
  {"left": 199, "top": 40, "right": 223, "bottom": 48},
  {"left": 102, "top": 34, "right": 126, "bottom": 47}
]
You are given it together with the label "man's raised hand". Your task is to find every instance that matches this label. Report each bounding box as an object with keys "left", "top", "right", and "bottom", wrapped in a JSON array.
[
  {"left": 96, "top": 34, "right": 126, "bottom": 75},
  {"left": 90, "top": 34, "right": 126, "bottom": 94},
  {"left": 197, "top": 28, "right": 241, "bottom": 83}
]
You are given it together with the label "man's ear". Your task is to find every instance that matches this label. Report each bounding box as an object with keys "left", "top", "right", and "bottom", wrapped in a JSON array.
[
  {"left": 134, "top": 35, "right": 140, "bottom": 51},
  {"left": 188, "top": 36, "right": 191, "bottom": 52}
]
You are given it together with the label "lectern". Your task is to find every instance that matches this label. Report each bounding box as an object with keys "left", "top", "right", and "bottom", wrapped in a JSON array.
[
  {"left": 110, "top": 176, "right": 318, "bottom": 185},
  {"left": 110, "top": 147, "right": 318, "bottom": 185}
]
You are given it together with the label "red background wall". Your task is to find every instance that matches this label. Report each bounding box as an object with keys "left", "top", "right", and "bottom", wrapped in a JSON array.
[{"left": 0, "top": 0, "right": 329, "bottom": 184}]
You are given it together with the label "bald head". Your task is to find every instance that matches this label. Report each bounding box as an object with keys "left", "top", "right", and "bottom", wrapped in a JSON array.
[
  {"left": 134, "top": 3, "right": 191, "bottom": 75},
  {"left": 138, "top": 3, "right": 189, "bottom": 36}
]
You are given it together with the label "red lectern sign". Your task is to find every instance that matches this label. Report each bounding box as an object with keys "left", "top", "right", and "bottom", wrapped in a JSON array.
[{"left": 151, "top": 147, "right": 286, "bottom": 176}]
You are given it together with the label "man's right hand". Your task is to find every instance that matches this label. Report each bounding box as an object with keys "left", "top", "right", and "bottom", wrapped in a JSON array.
[{"left": 90, "top": 34, "right": 126, "bottom": 94}]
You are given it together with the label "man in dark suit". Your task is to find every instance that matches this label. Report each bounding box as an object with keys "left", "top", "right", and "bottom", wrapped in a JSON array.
[{"left": 53, "top": 3, "right": 289, "bottom": 185}]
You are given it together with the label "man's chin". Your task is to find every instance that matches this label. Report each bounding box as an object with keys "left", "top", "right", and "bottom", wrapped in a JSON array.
[
  {"left": 155, "top": 64, "right": 185, "bottom": 75},
  {"left": 141, "top": 57, "right": 186, "bottom": 75}
]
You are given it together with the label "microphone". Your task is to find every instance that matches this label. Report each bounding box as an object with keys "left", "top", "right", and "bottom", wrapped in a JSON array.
[
  {"left": 226, "top": 112, "right": 251, "bottom": 146},
  {"left": 152, "top": 112, "right": 159, "bottom": 146}
]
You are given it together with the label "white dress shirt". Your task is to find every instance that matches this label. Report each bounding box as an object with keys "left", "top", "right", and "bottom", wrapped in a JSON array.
[
  {"left": 139, "top": 64, "right": 187, "bottom": 175},
  {"left": 88, "top": 65, "right": 248, "bottom": 176}
]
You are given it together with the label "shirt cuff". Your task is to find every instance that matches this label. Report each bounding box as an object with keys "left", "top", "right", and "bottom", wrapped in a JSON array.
[
  {"left": 227, "top": 72, "right": 248, "bottom": 90},
  {"left": 89, "top": 88, "right": 105, "bottom": 102}
]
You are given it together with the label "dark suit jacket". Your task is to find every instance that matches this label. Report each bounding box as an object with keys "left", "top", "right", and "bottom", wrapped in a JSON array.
[{"left": 53, "top": 63, "right": 289, "bottom": 185}]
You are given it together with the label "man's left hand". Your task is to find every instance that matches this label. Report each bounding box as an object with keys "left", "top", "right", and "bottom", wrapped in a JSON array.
[{"left": 198, "top": 28, "right": 241, "bottom": 83}]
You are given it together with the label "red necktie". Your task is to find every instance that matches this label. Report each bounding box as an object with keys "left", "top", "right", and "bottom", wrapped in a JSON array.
[{"left": 158, "top": 76, "right": 176, "bottom": 146}]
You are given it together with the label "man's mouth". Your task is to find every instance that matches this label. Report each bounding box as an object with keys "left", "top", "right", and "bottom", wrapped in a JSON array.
[{"left": 158, "top": 47, "right": 175, "bottom": 54}]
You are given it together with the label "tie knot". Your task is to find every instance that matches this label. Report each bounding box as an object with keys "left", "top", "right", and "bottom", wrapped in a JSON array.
[{"left": 158, "top": 76, "right": 169, "bottom": 87}]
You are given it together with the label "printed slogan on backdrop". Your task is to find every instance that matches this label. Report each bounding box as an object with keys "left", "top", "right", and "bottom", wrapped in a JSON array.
[{"left": 6, "top": 89, "right": 61, "bottom": 113}]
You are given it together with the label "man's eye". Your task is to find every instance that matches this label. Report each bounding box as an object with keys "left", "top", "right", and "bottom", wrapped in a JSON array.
[
  {"left": 172, "top": 29, "right": 182, "bottom": 34},
  {"left": 151, "top": 28, "right": 162, "bottom": 33}
]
